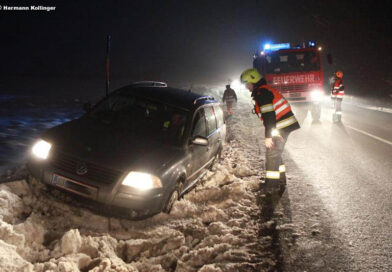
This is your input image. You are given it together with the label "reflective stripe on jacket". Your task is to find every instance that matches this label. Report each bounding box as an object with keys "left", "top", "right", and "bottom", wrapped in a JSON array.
[
  {"left": 252, "top": 85, "right": 300, "bottom": 137},
  {"left": 331, "top": 78, "right": 344, "bottom": 99}
]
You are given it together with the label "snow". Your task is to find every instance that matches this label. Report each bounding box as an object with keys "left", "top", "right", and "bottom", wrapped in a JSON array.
[
  {"left": 0, "top": 90, "right": 280, "bottom": 271},
  {"left": 2, "top": 83, "right": 391, "bottom": 271},
  {"left": 0, "top": 240, "right": 33, "bottom": 272},
  {"left": 0, "top": 185, "right": 26, "bottom": 223}
]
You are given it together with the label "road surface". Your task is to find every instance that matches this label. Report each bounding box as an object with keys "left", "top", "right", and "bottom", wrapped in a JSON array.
[{"left": 274, "top": 101, "right": 392, "bottom": 271}]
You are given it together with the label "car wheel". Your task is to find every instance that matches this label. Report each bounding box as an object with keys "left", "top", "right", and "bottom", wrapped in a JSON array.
[{"left": 163, "top": 187, "right": 179, "bottom": 214}]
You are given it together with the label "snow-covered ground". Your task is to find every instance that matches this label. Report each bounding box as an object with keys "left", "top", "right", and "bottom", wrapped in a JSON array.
[
  {"left": 0, "top": 91, "right": 280, "bottom": 271},
  {"left": 2, "top": 84, "right": 390, "bottom": 271}
]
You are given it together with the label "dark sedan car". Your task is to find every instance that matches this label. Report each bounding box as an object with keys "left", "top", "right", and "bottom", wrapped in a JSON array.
[{"left": 27, "top": 82, "right": 226, "bottom": 218}]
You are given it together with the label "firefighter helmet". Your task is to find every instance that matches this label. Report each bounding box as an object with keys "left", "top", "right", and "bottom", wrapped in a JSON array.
[
  {"left": 335, "top": 70, "right": 343, "bottom": 78},
  {"left": 240, "top": 68, "right": 263, "bottom": 84}
]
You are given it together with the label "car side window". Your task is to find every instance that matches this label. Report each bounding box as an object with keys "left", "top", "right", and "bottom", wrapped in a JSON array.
[
  {"left": 213, "top": 105, "right": 224, "bottom": 128},
  {"left": 191, "top": 109, "right": 207, "bottom": 138},
  {"left": 205, "top": 106, "right": 217, "bottom": 135}
]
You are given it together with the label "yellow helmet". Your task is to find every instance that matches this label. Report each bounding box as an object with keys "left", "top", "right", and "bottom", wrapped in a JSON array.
[{"left": 240, "top": 68, "right": 263, "bottom": 84}]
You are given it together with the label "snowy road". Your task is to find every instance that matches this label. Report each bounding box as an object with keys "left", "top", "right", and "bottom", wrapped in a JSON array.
[{"left": 276, "top": 102, "right": 392, "bottom": 271}]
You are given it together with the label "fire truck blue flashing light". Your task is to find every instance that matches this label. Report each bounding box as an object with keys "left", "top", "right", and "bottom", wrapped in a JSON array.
[
  {"left": 264, "top": 43, "right": 271, "bottom": 50},
  {"left": 263, "top": 43, "right": 290, "bottom": 51},
  {"left": 308, "top": 41, "right": 316, "bottom": 47}
]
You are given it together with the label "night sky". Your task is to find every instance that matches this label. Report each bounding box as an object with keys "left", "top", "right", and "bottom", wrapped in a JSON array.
[{"left": 1, "top": 0, "right": 391, "bottom": 97}]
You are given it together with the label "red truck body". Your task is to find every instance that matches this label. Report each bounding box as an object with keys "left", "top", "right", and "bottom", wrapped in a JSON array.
[{"left": 254, "top": 46, "right": 324, "bottom": 103}]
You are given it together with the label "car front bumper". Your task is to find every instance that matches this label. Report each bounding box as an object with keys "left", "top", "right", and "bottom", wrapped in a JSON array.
[{"left": 27, "top": 161, "right": 166, "bottom": 217}]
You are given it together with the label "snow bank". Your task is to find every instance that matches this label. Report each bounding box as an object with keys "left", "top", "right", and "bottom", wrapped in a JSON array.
[
  {"left": 0, "top": 240, "right": 33, "bottom": 272},
  {"left": 0, "top": 220, "right": 25, "bottom": 247},
  {"left": 0, "top": 184, "right": 26, "bottom": 223}
]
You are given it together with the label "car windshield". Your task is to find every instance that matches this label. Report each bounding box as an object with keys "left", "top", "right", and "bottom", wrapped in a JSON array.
[
  {"left": 88, "top": 93, "right": 188, "bottom": 146},
  {"left": 265, "top": 51, "right": 320, "bottom": 74}
]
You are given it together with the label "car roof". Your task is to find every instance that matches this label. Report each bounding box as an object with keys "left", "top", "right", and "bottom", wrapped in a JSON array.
[{"left": 114, "top": 84, "right": 218, "bottom": 111}]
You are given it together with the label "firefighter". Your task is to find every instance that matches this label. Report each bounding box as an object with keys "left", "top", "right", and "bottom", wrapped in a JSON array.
[
  {"left": 240, "top": 68, "right": 300, "bottom": 195},
  {"left": 331, "top": 70, "right": 345, "bottom": 122},
  {"left": 222, "top": 84, "right": 237, "bottom": 116}
]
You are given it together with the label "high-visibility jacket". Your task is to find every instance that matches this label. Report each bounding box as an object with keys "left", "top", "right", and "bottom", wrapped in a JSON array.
[
  {"left": 252, "top": 85, "right": 300, "bottom": 137},
  {"left": 331, "top": 77, "right": 344, "bottom": 99}
]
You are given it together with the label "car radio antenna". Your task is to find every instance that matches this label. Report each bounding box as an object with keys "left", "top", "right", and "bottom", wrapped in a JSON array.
[{"left": 105, "top": 35, "right": 111, "bottom": 97}]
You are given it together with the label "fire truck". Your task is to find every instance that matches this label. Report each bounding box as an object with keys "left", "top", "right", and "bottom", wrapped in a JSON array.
[{"left": 253, "top": 41, "right": 324, "bottom": 121}]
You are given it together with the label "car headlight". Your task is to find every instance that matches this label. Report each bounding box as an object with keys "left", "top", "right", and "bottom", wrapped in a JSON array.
[
  {"left": 121, "top": 171, "right": 162, "bottom": 190},
  {"left": 310, "top": 89, "right": 324, "bottom": 101},
  {"left": 32, "top": 139, "right": 52, "bottom": 159}
]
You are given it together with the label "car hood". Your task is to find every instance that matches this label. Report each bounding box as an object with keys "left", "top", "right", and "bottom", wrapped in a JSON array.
[{"left": 42, "top": 117, "right": 184, "bottom": 174}]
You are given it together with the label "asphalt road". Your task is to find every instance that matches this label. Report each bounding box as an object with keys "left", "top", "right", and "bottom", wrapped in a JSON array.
[{"left": 275, "top": 101, "right": 392, "bottom": 271}]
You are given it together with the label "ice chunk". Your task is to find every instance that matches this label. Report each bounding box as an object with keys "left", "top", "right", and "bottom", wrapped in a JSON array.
[
  {"left": 60, "top": 229, "right": 82, "bottom": 255},
  {"left": 0, "top": 240, "right": 33, "bottom": 271},
  {"left": 0, "top": 219, "right": 25, "bottom": 247},
  {"left": 14, "top": 213, "right": 46, "bottom": 245},
  {"left": 0, "top": 184, "right": 25, "bottom": 223}
]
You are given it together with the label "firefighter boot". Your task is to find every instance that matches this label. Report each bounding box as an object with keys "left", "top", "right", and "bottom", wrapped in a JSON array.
[
  {"left": 261, "top": 192, "right": 275, "bottom": 221},
  {"left": 262, "top": 188, "right": 280, "bottom": 219},
  {"left": 336, "top": 112, "right": 342, "bottom": 122},
  {"left": 332, "top": 113, "right": 339, "bottom": 123},
  {"left": 265, "top": 178, "right": 279, "bottom": 193}
]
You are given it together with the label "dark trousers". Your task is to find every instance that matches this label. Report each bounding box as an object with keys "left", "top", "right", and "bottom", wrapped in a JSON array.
[{"left": 265, "top": 132, "right": 288, "bottom": 191}]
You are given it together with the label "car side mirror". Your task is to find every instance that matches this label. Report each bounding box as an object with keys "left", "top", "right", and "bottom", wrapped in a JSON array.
[
  {"left": 83, "top": 102, "right": 91, "bottom": 112},
  {"left": 327, "top": 53, "right": 333, "bottom": 65},
  {"left": 191, "top": 136, "right": 208, "bottom": 146}
]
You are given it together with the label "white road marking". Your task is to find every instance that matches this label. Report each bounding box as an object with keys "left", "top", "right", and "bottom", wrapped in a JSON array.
[
  {"left": 363, "top": 106, "right": 392, "bottom": 114},
  {"left": 342, "top": 99, "right": 392, "bottom": 114},
  {"left": 351, "top": 104, "right": 392, "bottom": 114},
  {"left": 345, "top": 125, "right": 392, "bottom": 146}
]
